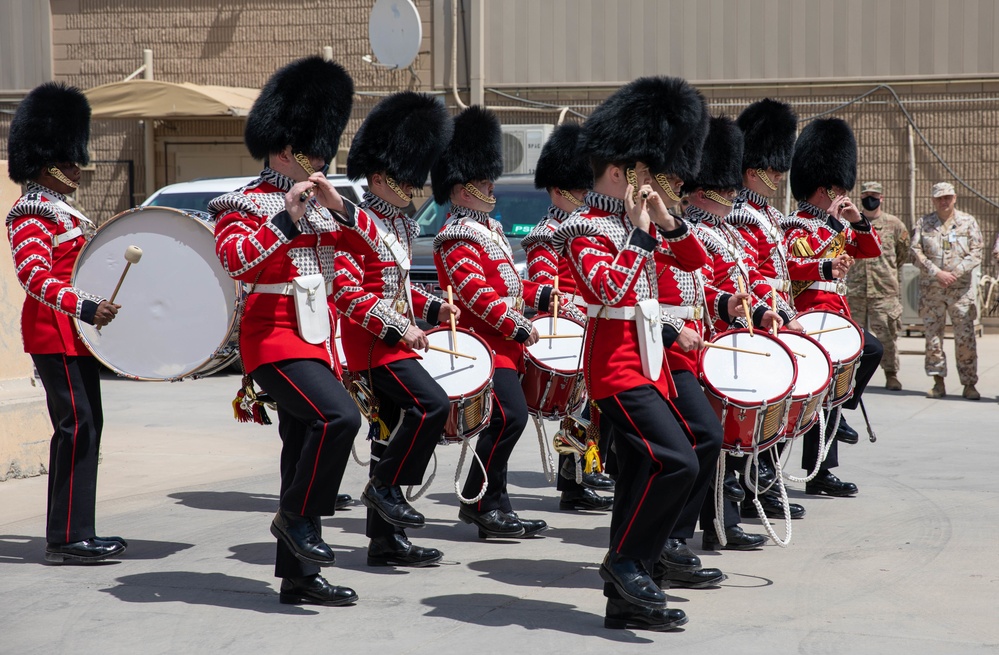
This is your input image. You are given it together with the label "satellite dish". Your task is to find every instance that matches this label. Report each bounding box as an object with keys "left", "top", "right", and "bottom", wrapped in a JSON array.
[{"left": 368, "top": 0, "right": 422, "bottom": 70}]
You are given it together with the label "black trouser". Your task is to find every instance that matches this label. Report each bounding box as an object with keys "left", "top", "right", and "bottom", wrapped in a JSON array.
[
  {"left": 364, "top": 359, "right": 449, "bottom": 539},
  {"left": 596, "top": 385, "right": 698, "bottom": 598},
  {"left": 461, "top": 368, "right": 528, "bottom": 513},
  {"left": 32, "top": 354, "right": 103, "bottom": 545},
  {"left": 665, "top": 371, "right": 724, "bottom": 540},
  {"left": 252, "top": 359, "right": 362, "bottom": 579}
]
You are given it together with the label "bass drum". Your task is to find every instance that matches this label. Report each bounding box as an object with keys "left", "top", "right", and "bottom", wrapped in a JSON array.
[{"left": 72, "top": 206, "right": 241, "bottom": 380}]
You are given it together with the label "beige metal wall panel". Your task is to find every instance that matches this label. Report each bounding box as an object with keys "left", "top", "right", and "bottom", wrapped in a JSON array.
[{"left": 0, "top": 0, "right": 53, "bottom": 89}]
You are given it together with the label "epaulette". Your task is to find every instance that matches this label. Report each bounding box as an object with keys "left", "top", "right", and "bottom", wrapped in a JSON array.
[
  {"left": 6, "top": 196, "right": 59, "bottom": 225},
  {"left": 520, "top": 218, "right": 556, "bottom": 248},
  {"left": 551, "top": 214, "right": 601, "bottom": 255},
  {"left": 208, "top": 192, "right": 265, "bottom": 218},
  {"left": 779, "top": 213, "right": 816, "bottom": 232},
  {"left": 432, "top": 219, "right": 493, "bottom": 252},
  {"left": 725, "top": 202, "right": 763, "bottom": 228}
]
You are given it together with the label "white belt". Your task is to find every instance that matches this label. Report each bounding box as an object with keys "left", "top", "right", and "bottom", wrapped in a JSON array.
[
  {"left": 765, "top": 277, "right": 791, "bottom": 293},
  {"left": 659, "top": 304, "right": 703, "bottom": 321},
  {"left": 53, "top": 227, "right": 83, "bottom": 247},
  {"left": 564, "top": 293, "right": 586, "bottom": 307},
  {"left": 501, "top": 296, "right": 525, "bottom": 312},
  {"left": 586, "top": 304, "right": 638, "bottom": 320},
  {"left": 253, "top": 281, "right": 334, "bottom": 296},
  {"left": 811, "top": 280, "right": 847, "bottom": 295}
]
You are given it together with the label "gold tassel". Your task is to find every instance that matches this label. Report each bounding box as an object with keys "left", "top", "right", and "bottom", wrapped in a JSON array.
[{"left": 583, "top": 441, "right": 603, "bottom": 474}]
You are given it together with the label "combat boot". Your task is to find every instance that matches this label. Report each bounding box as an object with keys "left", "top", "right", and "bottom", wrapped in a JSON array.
[
  {"left": 927, "top": 375, "right": 945, "bottom": 398},
  {"left": 963, "top": 385, "right": 980, "bottom": 400},
  {"left": 884, "top": 373, "right": 902, "bottom": 391}
]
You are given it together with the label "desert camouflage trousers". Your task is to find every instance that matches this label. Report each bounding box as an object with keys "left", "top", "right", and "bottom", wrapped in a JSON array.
[
  {"left": 918, "top": 284, "right": 978, "bottom": 385},
  {"left": 848, "top": 295, "right": 902, "bottom": 375}
]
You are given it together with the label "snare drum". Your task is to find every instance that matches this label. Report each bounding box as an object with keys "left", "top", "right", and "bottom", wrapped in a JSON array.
[
  {"left": 777, "top": 331, "right": 833, "bottom": 439},
  {"left": 795, "top": 310, "right": 863, "bottom": 407},
  {"left": 418, "top": 327, "right": 494, "bottom": 443},
  {"left": 700, "top": 330, "right": 797, "bottom": 454},
  {"left": 523, "top": 314, "right": 586, "bottom": 419},
  {"left": 72, "top": 206, "right": 242, "bottom": 380}
]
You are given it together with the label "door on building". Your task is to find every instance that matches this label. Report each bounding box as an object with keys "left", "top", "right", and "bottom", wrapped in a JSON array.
[{"left": 165, "top": 141, "right": 260, "bottom": 185}]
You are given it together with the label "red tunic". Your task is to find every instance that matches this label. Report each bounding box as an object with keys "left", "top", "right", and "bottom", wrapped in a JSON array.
[
  {"left": 781, "top": 202, "right": 882, "bottom": 315},
  {"left": 212, "top": 169, "right": 348, "bottom": 375},
  {"left": 522, "top": 205, "right": 586, "bottom": 324},
  {"left": 654, "top": 220, "right": 712, "bottom": 375},
  {"left": 433, "top": 205, "right": 550, "bottom": 372},
  {"left": 553, "top": 191, "right": 675, "bottom": 401},
  {"left": 726, "top": 187, "right": 796, "bottom": 312},
  {"left": 6, "top": 183, "right": 103, "bottom": 355},
  {"left": 333, "top": 194, "right": 442, "bottom": 371}
]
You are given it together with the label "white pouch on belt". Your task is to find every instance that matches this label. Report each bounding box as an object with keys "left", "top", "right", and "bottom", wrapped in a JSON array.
[
  {"left": 292, "top": 274, "right": 331, "bottom": 344},
  {"left": 635, "top": 298, "right": 663, "bottom": 381}
]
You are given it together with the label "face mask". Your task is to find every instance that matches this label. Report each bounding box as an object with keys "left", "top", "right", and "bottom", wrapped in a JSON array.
[{"left": 861, "top": 196, "right": 881, "bottom": 211}]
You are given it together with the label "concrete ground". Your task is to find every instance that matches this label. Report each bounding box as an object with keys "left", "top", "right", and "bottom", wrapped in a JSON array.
[{"left": 1, "top": 334, "right": 998, "bottom": 654}]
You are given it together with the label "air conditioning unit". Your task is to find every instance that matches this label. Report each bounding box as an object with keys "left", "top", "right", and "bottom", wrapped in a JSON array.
[
  {"left": 900, "top": 262, "right": 981, "bottom": 334},
  {"left": 501, "top": 124, "right": 554, "bottom": 175}
]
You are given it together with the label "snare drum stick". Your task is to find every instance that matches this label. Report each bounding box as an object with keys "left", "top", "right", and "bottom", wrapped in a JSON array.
[
  {"left": 736, "top": 275, "right": 753, "bottom": 336},
  {"left": 552, "top": 276, "right": 560, "bottom": 335},
  {"left": 770, "top": 289, "right": 778, "bottom": 336},
  {"left": 109, "top": 245, "right": 143, "bottom": 304},
  {"left": 807, "top": 325, "right": 850, "bottom": 337},
  {"left": 536, "top": 334, "right": 582, "bottom": 340},
  {"left": 427, "top": 344, "right": 476, "bottom": 360},
  {"left": 703, "top": 341, "right": 770, "bottom": 357},
  {"left": 447, "top": 285, "right": 458, "bottom": 366}
]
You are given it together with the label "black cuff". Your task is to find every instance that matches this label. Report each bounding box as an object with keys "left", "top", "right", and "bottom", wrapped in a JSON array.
[
  {"left": 778, "top": 310, "right": 792, "bottom": 324},
  {"left": 656, "top": 222, "right": 688, "bottom": 240},
  {"left": 79, "top": 299, "right": 100, "bottom": 326},
  {"left": 821, "top": 260, "right": 834, "bottom": 280},
  {"left": 537, "top": 286, "right": 552, "bottom": 313},
  {"left": 718, "top": 294, "right": 733, "bottom": 324},
  {"left": 752, "top": 305, "right": 768, "bottom": 328},
  {"left": 628, "top": 228, "right": 657, "bottom": 252},
  {"left": 383, "top": 327, "right": 403, "bottom": 347},
  {"left": 513, "top": 327, "right": 531, "bottom": 343},
  {"left": 331, "top": 198, "right": 358, "bottom": 228},
  {"left": 425, "top": 299, "right": 443, "bottom": 326},
  {"left": 661, "top": 324, "right": 681, "bottom": 348},
  {"left": 851, "top": 216, "right": 872, "bottom": 232},
  {"left": 271, "top": 210, "right": 301, "bottom": 240}
]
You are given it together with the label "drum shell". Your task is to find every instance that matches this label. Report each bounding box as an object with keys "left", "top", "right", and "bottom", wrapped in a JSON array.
[
  {"left": 417, "top": 327, "right": 495, "bottom": 443},
  {"left": 794, "top": 310, "right": 864, "bottom": 408},
  {"left": 523, "top": 314, "right": 587, "bottom": 419},
  {"left": 777, "top": 331, "right": 834, "bottom": 440}
]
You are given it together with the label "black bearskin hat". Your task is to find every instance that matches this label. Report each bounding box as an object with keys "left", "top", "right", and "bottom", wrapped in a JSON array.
[
  {"left": 533, "top": 122, "right": 592, "bottom": 191},
  {"left": 7, "top": 82, "right": 91, "bottom": 184},
  {"left": 789, "top": 117, "right": 857, "bottom": 201},
  {"left": 430, "top": 105, "right": 503, "bottom": 204},
  {"left": 681, "top": 116, "right": 744, "bottom": 193},
  {"left": 244, "top": 56, "right": 354, "bottom": 163},
  {"left": 579, "top": 76, "right": 708, "bottom": 181},
  {"left": 737, "top": 99, "right": 798, "bottom": 173},
  {"left": 346, "top": 92, "right": 452, "bottom": 187}
]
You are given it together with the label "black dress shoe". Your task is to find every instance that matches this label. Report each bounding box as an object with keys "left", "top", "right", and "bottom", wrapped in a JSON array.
[
  {"left": 458, "top": 506, "right": 525, "bottom": 538},
  {"left": 599, "top": 551, "right": 666, "bottom": 609},
  {"left": 658, "top": 538, "right": 700, "bottom": 572},
  {"left": 605, "top": 597, "right": 687, "bottom": 631},
  {"left": 279, "top": 574, "right": 358, "bottom": 606},
  {"left": 559, "top": 487, "right": 613, "bottom": 511},
  {"left": 95, "top": 536, "right": 129, "bottom": 548},
  {"left": 741, "top": 492, "right": 806, "bottom": 520},
  {"left": 367, "top": 533, "right": 443, "bottom": 567},
  {"left": 361, "top": 479, "right": 425, "bottom": 530},
  {"left": 664, "top": 567, "right": 727, "bottom": 589},
  {"left": 722, "top": 476, "right": 746, "bottom": 503},
  {"left": 702, "top": 525, "right": 767, "bottom": 551},
  {"left": 805, "top": 471, "right": 858, "bottom": 497},
  {"left": 335, "top": 494, "right": 352, "bottom": 511},
  {"left": 835, "top": 418, "right": 860, "bottom": 444},
  {"left": 45, "top": 538, "right": 125, "bottom": 564},
  {"left": 505, "top": 511, "right": 547, "bottom": 538},
  {"left": 270, "top": 509, "right": 336, "bottom": 566},
  {"left": 559, "top": 459, "right": 615, "bottom": 491}
]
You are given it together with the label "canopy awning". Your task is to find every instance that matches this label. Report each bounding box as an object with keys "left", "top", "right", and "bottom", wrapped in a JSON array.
[{"left": 84, "top": 80, "right": 258, "bottom": 119}]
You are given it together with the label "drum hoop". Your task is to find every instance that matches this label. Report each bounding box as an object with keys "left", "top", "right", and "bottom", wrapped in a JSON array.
[
  {"left": 778, "top": 332, "right": 834, "bottom": 400},
  {"left": 699, "top": 328, "right": 798, "bottom": 404},
  {"left": 526, "top": 313, "right": 585, "bottom": 373},
  {"left": 70, "top": 205, "right": 243, "bottom": 381},
  {"left": 794, "top": 309, "right": 864, "bottom": 361},
  {"left": 424, "top": 326, "right": 496, "bottom": 399}
]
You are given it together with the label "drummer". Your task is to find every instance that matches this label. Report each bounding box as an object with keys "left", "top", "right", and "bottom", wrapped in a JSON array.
[
  {"left": 211, "top": 57, "right": 361, "bottom": 606},
  {"left": 334, "top": 92, "right": 459, "bottom": 567},
  {"left": 781, "top": 117, "right": 883, "bottom": 498},
  {"left": 727, "top": 99, "right": 808, "bottom": 522},
  {"left": 679, "top": 116, "right": 792, "bottom": 551},
  {"left": 5, "top": 83, "right": 126, "bottom": 564},
  {"left": 431, "top": 106, "right": 554, "bottom": 539},
  {"left": 521, "top": 122, "right": 614, "bottom": 512}
]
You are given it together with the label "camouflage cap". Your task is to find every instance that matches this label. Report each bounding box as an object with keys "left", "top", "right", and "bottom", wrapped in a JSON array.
[
  {"left": 931, "top": 181, "right": 956, "bottom": 197},
  {"left": 861, "top": 181, "right": 883, "bottom": 194}
]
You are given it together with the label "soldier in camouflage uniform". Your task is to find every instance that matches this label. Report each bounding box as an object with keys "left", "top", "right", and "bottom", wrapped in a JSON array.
[
  {"left": 846, "top": 182, "right": 910, "bottom": 391},
  {"left": 910, "top": 182, "right": 983, "bottom": 400}
]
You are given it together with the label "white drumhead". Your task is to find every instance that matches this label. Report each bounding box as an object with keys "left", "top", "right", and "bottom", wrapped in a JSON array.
[
  {"left": 420, "top": 329, "right": 493, "bottom": 398},
  {"left": 526, "top": 315, "right": 585, "bottom": 373},
  {"left": 778, "top": 332, "right": 832, "bottom": 398},
  {"left": 796, "top": 311, "right": 862, "bottom": 363},
  {"left": 73, "top": 207, "right": 239, "bottom": 380},
  {"left": 702, "top": 332, "right": 795, "bottom": 402}
]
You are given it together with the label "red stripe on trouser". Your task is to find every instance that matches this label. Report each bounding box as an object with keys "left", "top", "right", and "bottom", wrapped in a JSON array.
[
  {"left": 270, "top": 365, "right": 328, "bottom": 515},
  {"left": 664, "top": 395, "right": 697, "bottom": 448},
  {"left": 611, "top": 394, "right": 663, "bottom": 554},
  {"left": 478, "top": 390, "right": 508, "bottom": 512},
  {"left": 61, "top": 355, "right": 79, "bottom": 544},
  {"left": 385, "top": 365, "right": 426, "bottom": 486}
]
